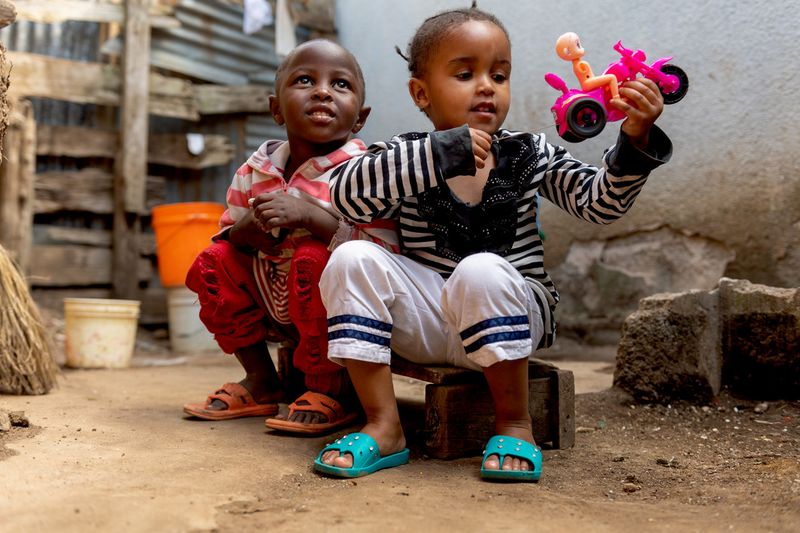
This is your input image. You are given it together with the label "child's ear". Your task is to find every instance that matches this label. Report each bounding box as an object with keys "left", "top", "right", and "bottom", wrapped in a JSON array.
[
  {"left": 408, "top": 78, "right": 430, "bottom": 112},
  {"left": 351, "top": 106, "right": 372, "bottom": 134},
  {"left": 269, "top": 94, "right": 284, "bottom": 125}
]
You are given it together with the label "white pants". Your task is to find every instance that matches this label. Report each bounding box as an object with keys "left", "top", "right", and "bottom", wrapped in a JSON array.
[{"left": 319, "top": 241, "right": 544, "bottom": 370}]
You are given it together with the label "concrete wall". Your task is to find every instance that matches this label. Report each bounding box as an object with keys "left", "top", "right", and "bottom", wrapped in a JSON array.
[{"left": 335, "top": 0, "right": 800, "bottom": 292}]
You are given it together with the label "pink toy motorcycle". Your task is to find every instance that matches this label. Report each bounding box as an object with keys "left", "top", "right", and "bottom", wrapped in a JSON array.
[{"left": 545, "top": 34, "right": 688, "bottom": 142}]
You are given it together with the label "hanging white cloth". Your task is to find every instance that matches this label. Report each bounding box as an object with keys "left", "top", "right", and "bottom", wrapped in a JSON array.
[
  {"left": 275, "top": 0, "right": 298, "bottom": 58},
  {"left": 243, "top": 0, "right": 273, "bottom": 35}
]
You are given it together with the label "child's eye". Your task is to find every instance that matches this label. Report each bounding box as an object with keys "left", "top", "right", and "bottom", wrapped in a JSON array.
[
  {"left": 294, "top": 75, "right": 312, "bottom": 85},
  {"left": 492, "top": 73, "right": 508, "bottom": 83},
  {"left": 455, "top": 71, "right": 472, "bottom": 80},
  {"left": 333, "top": 79, "right": 352, "bottom": 90}
]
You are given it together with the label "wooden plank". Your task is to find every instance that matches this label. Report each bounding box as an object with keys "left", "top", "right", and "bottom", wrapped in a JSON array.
[
  {"left": 16, "top": 96, "right": 35, "bottom": 275},
  {"left": 391, "top": 354, "right": 558, "bottom": 385},
  {"left": 289, "top": 0, "right": 335, "bottom": 32},
  {"left": 7, "top": 51, "right": 120, "bottom": 106},
  {"left": 37, "top": 125, "right": 234, "bottom": 169},
  {"left": 112, "top": 0, "right": 151, "bottom": 300},
  {"left": 28, "top": 244, "right": 152, "bottom": 287},
  {"left": 34, "top": 169, "right": 165, "bottom": 215},
  {"left": 119, "top": 0, "right": 151, "bottom": 209},
  {"left": 0, "top": 99, "right": 35, "bottom": 274},
  {"left": 194, "top": 84, "right": 271, "bottom": 115},
  {"left": 14, "top": 0, "right": 178, "bottom": 28},
  {"left": 147, "top": 71, "right": 199, "bottom": 120},
  {"left": 33, "top": 225, "right": 156, "bottom": 256},
  {"left": 550, "top": 368, "right": 576, "bottom": 449},
  {"left": 7, "top": 52, "right": 199, "bottom": 121},
  {"left": 391, "top": 355, "right": 483, "bottom": 385},
  {"left": 36, "top": 125, "right": 118, "bottom": 158},
  {"left": 148, "top": 133, "right": 235, "bottom": 169}
]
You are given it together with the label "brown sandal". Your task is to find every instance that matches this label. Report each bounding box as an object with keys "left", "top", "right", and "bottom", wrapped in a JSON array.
[
  {"left": 264, "top": 391, "right": 358, "bottom": 435},
  {"left": 183, "top": 382, "right": 279, "bottom": 420}
]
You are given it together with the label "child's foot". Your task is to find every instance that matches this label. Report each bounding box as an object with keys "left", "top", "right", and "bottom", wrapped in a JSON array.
[
  {"left": 183, "top": 381, "right": 281, "bottom": 420},
  {"left": 482, "top": 422, "right": 536, "bottom": 472},
  {"left": 265, "top": 391, "right": 360, "bottom": 435},
  {"left": 206, "top": 377, "right": 282, "bottom": 411},
  {"left": 319, "top": 421, "right": 406, "bottom": 468}
]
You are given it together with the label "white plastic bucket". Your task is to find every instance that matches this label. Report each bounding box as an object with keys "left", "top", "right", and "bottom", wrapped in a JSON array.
[
  {"left": 64, "top": 298, "right": 141, "bottom": 368},
  {"left": 166, "top": 287, "right": 218, "bottom": 353}
]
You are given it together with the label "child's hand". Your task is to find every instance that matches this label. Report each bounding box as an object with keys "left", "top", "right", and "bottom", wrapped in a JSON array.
[
  {"left": 610, "top": 78, "right": 663, "bottom": 148},
  {"left": 249, "top": 192, "right": 309, "bottom": 231},
  {"left": 470, "top": 128, "right": 492, "bottom": 169}
]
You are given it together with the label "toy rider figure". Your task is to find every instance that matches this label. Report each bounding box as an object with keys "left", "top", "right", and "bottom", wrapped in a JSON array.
[{"left": 556, "top": 32, "right": 620, "bottom": 100}]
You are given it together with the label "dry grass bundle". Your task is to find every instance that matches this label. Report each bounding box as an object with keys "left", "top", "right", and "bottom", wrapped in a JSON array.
[{"left": 0, "top": 244, "right": 57, "bottom": 394}]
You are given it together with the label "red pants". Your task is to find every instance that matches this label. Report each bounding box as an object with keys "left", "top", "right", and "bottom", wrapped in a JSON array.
[{"left": 185, "top": 239, "right": 343, "bottom": 393}]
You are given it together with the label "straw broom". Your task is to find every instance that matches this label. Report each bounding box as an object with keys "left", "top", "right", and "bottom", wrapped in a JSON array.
[{"left": 0, "top": 243, "right": 57, "bottom": 394}]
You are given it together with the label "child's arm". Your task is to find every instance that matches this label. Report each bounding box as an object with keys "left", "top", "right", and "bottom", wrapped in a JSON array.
[
  {"left": 329, "top": 127, "right": 487, "bottom": 223},
  {"left": 250, "top": 192, "right": 339, "bottom": 242},
  {"left": 538, "top": 78, "right": 671, "bottom": 224}
]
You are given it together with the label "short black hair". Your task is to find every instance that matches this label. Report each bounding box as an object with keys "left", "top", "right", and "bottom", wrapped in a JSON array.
[
  {"left": 398, "top": 5, "right": 509, "bottom": 78},
  {"left": 274, "top": 39, "right": 367, "bottom": 104}
]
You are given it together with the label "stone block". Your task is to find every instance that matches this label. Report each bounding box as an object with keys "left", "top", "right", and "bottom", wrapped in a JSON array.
[
  {"left": 552, "top": 227, "right": 734, "bottom": 344},
  {"left": 614, "top": 290, "right": 721, "bottom": 403},
  {"left": 719, "top": 278, "right": 800, "bottom": 398}
]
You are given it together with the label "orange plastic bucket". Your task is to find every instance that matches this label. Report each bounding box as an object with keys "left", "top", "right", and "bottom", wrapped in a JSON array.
[{"left": 151, "top": 202, "right": 225, "bottom": 287}]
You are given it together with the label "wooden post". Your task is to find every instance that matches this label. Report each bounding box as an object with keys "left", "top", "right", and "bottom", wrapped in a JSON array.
[
  {"left": 16, "top": 99, "right": 34, "bottom": 273},
  {"left": 0, "top": 99, "right": 35, "bottom": 275},
  {"left": 112, "top": 0, "right": 150, "bottom": 299}
]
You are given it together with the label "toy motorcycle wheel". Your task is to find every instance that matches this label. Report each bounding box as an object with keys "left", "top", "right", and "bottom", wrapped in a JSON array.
[
  {"left": 566, "top": 98, "right": 606, "bottom": 140},
  {"left": 658, "top": 64, "right": 689, "bottom": 104},
  {"left": 559, "top": 130, "right": 586, "bottom": 143}
]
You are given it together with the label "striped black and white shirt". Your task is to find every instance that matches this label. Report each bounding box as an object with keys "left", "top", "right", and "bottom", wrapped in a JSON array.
[{"left": 328, "top": 125, "right": 672, "bottom": 347}]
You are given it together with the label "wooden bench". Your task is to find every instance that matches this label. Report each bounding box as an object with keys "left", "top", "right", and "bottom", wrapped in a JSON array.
[{"left": 277, "top": 345, "right": 575, "bottom": 460}]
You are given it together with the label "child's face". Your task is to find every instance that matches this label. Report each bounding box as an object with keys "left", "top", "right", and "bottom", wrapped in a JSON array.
[
  {"left": 270, "top": 41, "right": 369, "bottom": 152},
  {"left": 409, "top": 20, "right": 511, "bottom": 134}
]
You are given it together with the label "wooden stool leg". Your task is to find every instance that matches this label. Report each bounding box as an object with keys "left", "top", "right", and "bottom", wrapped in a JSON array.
[
  {"left": 422, "top": 371, "right": 575, "bottom": 459},
  {"left": 550, "top": 368, "right": 576, "bottom": 449},
  {"left": 425, "top": 381, "right": 494, "bottom": 460}
]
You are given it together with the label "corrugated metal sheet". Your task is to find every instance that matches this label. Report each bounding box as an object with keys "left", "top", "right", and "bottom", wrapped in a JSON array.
[
  {"left": 98, "top": 0, "right": 288, "bottom": 86},
  {"left": 0, "top": 1, "right": 292, "bottom": 205},
  {"left": 0, "top": 20, "right": 101, "bottom": 138}
]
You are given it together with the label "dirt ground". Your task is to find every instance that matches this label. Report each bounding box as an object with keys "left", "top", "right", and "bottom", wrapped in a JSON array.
[{"left": 1, "top": 332, "right": 798, "bottom": 533}]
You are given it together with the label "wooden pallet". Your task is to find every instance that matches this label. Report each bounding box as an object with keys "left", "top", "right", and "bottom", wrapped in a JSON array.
[{"left": 277, "top": 344, "right": 575, "bottom": 460}]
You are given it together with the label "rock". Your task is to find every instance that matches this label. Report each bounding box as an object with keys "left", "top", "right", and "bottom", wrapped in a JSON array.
[
  {"left": 622, "top": 482, "right": 641, "bottom": 493},
  {"left": 9, "top": 411, "right": 29, "bottom": 427},
  {"left": 0, "top": 410, "right": 11, "bottom": 432},
  {"left": 719, "top": 278, "right": 800, "bottom": 398},
  {"left": 614, "top": 290, "right": 721, "bottom": 403},
  {"left": 552, "top": 227, "right": 734, "bottom": 344}
]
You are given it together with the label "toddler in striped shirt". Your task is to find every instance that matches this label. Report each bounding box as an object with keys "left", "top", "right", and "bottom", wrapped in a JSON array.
[{"left": 314, "top": 5, "right": 672, "bottom": 481}]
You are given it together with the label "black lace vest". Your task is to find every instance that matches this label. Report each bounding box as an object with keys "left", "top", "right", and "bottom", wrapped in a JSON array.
[{"left": 416, "top": 135, "right": 539, "bottom": 263}]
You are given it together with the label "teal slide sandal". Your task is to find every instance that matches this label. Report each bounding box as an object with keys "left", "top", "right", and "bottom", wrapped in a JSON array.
[
  {"left": 480, "top": 435, "right": 542, "bottom": 482},
  {"left": 314, "top": 432, "right": 410, "bottom": 478}
]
